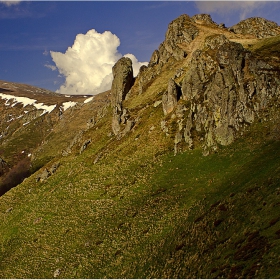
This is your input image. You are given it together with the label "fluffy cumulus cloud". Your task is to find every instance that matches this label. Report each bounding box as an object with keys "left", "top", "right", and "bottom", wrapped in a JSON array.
[
  {"left": 195, "top": 1, "right": 267, "bottom": 21},
  {"left": 0, "top": 1, "right": 21, "bottom": 6},
  {"left": 49, "top": 29, "right": 148, "bottom": 95}
]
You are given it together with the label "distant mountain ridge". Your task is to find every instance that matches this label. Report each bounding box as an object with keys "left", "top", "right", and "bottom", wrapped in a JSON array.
[
  {"left": 0, "top": 14, "right": 280, "bottom": 278},
  {"left": 0, "top": 79, "right": 110, "bottom": 195}
]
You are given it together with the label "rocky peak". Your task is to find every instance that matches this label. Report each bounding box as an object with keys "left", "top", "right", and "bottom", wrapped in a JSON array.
[
  {"left": 230, "top": 17, "right": 280, "bottom": 38},
  {"left": 161, "top": 31, "right": 280, "bottom": 154},
  {"left": 152, "top": 14, "right": 199, "bottom": 64},
  {"left": 111, "top": 57, "right": 135, "bottom": 137},
  {"left": 148, "top": 13, "right": 219, "bottom": 66},
  {"left": 110, "top": 13, "right": 280, "bottom": 154},
  {"left": 191, "top": 14, "right": 217, "bottom": 25}
]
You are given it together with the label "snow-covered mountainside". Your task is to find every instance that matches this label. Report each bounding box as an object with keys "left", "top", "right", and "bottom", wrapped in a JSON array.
[{"left": 0, "top": 80, "right": 110, "bottom": 194}]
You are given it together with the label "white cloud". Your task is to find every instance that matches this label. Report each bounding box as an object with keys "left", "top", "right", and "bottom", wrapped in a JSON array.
[
  {"left": 50, "top": 29, "right": 148, "bottom": 96},
  {"left": 44, "top": 64, "right": 57, "bottom": 71},
  {"left": 0, "top": 1, "right": 21, "bottom": 6},
  {"left": 195, "top": 1, "right": 267, "bottom": 21}
]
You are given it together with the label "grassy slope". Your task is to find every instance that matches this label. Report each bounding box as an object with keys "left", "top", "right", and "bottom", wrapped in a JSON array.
[
  {"left": 0, "top": 27, "right": 280, "bottom": 279},
  {"left": 0, "top": 105, "right": 279, "bottom": 278}
]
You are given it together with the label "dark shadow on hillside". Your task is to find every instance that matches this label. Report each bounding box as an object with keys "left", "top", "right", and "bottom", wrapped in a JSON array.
[
  {"left": 0, "top": 157, "right": 31, "bottom": 197},
  {"left": 0, "top": 88, "right": 14, "bottom": 93}
]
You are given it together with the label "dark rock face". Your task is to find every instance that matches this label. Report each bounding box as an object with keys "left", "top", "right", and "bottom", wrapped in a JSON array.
[
  {"left": 80, "top": 139, "right": 91, "bottom": 154},
  {"left": 111, "top": 57, "right": 134, "bottom": 137},
  {"left": 162, "top": 34, "right": 280, "bottom": 153},
  {"left": 230, "top": 17, "right": 280, "bottom": 38}
]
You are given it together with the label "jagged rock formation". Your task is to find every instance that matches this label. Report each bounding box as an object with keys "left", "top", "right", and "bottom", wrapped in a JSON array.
[
  {"left": 155, "top": 14, "right": 199, "bottom": 64},
  {"left": 149, "top": 14, "right": 221, "bottom": 67},
  {"left": 111, "top": 57, "right": 134, "bottom": 137},
  {"left": 128, "top": 14, "right": 280, "bottom": 154},
  {"left": 230, "top": 17, "right": 280, "bottom": 38},
  {"left": 178, "top": 33, "right": 280, "bottom": 153}
]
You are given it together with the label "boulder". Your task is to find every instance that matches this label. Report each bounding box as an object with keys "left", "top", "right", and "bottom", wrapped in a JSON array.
[
  {"left": 80, "top": 139, "right": 91, "bottom": 154},
  {"left": 149, "top": 50, "right": 160, "bottom": 67}
]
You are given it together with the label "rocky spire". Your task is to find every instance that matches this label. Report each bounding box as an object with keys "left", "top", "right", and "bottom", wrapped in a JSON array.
[{"left": 111, "top": 57, "right": 134, "bottom": 136}]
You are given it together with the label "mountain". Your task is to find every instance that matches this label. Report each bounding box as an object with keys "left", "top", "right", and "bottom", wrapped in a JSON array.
[{"left": 0, "top": 14, "right": 280, "bottom": 278}]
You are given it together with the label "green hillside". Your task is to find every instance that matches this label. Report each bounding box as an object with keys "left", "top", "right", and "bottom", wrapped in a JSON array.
[
  {"left": 0, "top": 14, "right": 280, "bottom": 278},
  {"left": 0, "top": 120, "right": 279, "bottom": 278}
]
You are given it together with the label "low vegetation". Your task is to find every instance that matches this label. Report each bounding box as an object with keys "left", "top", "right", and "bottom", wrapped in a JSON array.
[
  {"left": 0, "top": 15, "right": 280, "bottom": 278},
  {"left": 0, "top": 109, "right": 280, "bottom": 278}
]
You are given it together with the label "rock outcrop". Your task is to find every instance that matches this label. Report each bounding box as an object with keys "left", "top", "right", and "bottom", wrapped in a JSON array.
[
  {"left": 79, "top": 139, "right": 91, "bottom": 154},
  {"left": 191, "top": 13, "right": 217, "bottom": 25},
  {"left": 108, "top": 14, "right": 280, "bottom": 154},
  {"left": 230, "top": 17, "right": 280, "bottom": 38},
  {"left": 171, "top": 34, "right": 279, "bottom": 153},
  {"left": 154, "top": 14, "right": 199, "bottom": 64},
  {"left": 149, "top": 14, "right": 222, "bottom": 66},
  {"left": 111, "top": 57, "right": 134, "bottom": 137},
  {"left": 36, "top": 162, "right": 60, "bottom": 182},
  {"left": 162, "top": 78, "right": 181, "bottom": 115},
  {"left": 111, "top": 57, "right": 134, "bottom": 109}
]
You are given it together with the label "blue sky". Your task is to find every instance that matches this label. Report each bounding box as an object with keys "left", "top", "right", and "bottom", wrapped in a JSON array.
[{"left": 1, "top": 1, "right": 280, "bottom": 94}]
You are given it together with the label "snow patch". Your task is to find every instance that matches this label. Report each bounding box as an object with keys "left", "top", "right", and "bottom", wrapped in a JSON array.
[
  {"left": 0, "top": 93, "right": 57, "bottom": 115},
  {"left": 61, "top": 101, "right": 77, "bottom": 111},
  {"left": 84, "top": 97, "right": 94, "bottom": 104}
]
